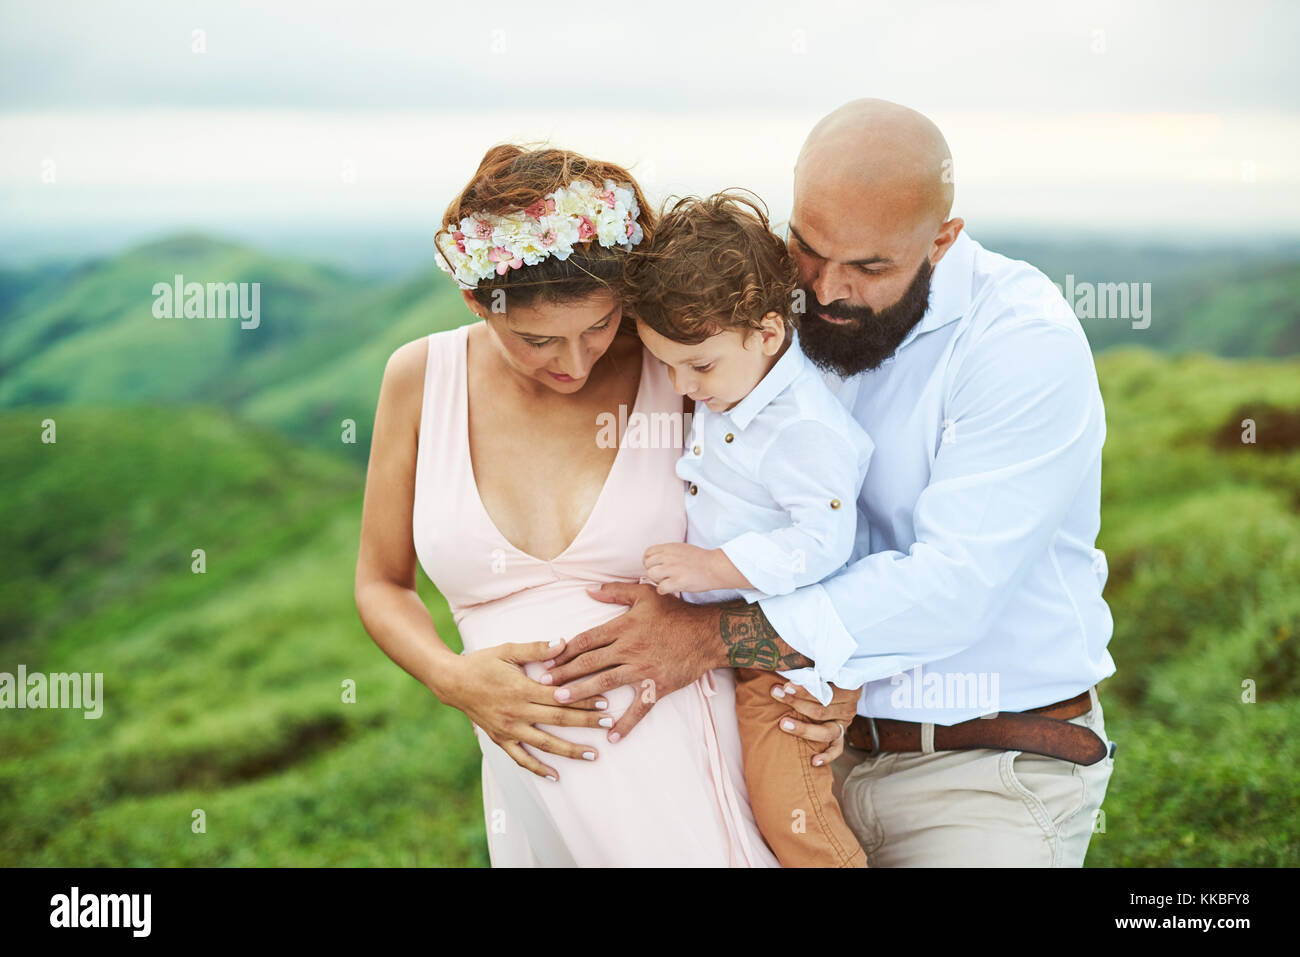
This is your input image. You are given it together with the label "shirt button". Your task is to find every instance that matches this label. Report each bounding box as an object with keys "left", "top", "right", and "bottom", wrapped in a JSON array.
[
  {"left": 724, "top": 433, "right": 734, "bottom": 443},
  {"left": 830, "top": 498, "right": 841, "bottom": 509},
  {"left": 689, "top": 483, "right": 698, "bottom": 495},
  {"left": 692, "top": 444, "right": 701, "bottom": 455}
]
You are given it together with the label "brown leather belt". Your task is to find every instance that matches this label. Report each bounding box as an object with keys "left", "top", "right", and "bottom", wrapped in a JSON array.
[{"left": 845, "top": 688, "right": 1111, "bottom": 765}]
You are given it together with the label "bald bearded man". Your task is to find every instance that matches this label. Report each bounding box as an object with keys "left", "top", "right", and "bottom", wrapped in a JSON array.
[{"left": 545, "top": 98, "right": 1117, "bottom": 867}]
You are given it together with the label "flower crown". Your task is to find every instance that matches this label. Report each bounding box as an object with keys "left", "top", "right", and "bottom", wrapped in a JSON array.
[{"left": 434, "top": 177, "right": 645, "bottom": 289}]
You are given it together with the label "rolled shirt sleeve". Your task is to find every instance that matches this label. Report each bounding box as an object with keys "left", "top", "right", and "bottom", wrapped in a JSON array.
[
  {"left": 759, "top": 318, "right": 1107, "bottom": 704},
  {"left": 719, "top": 420, "right": 872, "bottom": 599}
]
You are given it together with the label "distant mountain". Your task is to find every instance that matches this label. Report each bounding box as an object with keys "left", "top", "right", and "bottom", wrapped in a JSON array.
[
  {"left": 1, "top": 234, "right": 365, "bottom": 401},
  {"left": 986, "top": 235, "right": 1300, "bottom": 357},
  {"left": 0, "top": 234, "right": 467, "bottom": 462}
]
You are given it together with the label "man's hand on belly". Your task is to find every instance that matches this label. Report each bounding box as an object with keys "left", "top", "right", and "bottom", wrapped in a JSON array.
[{"left": 541, "top": 585, "right": 812, "bottom": 742}]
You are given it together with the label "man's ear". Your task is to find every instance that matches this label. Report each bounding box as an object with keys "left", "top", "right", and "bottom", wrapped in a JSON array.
[{"left": 928, "top": 217, "right": 965, "bottom": 267}]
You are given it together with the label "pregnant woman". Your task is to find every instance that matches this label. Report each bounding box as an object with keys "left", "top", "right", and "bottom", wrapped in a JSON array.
[{"left": 354, "top": 144, "right": 778, "bottom": 866}]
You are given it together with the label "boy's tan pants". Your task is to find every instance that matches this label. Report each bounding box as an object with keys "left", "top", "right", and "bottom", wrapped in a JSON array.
[{"left": 734, "top": 668, "right": 868, "bottom": 868}]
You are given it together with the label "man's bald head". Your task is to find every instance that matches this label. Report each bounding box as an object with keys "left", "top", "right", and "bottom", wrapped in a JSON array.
[
  {"left": 787, "top": 99, "right": 964, "bottom": 377},
  {"left": 796, "top": 98, "right": 953, "bottom": 228}
]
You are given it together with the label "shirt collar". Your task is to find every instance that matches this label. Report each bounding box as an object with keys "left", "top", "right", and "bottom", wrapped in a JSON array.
[
  {"left": 892, "top": 228, "right": 978, "bottom": 354},
  {"left": 722, "top": 326, "right": 807, "bottom": 431}
]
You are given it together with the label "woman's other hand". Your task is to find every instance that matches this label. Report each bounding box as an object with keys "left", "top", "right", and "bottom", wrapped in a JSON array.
[
  {"left": 771, "top": 681, "right": 858, "bottom": 766},
  {"left": 437, "top": 640, "right": 611, "bottom": 781}
]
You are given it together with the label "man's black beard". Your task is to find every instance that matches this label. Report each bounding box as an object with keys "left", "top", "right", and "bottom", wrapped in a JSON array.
[{"left": 797, "top": 257, "right": 934, "bottom": 378}]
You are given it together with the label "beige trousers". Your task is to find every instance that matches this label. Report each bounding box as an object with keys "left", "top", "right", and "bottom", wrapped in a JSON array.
[{"left": 831, "top": 686, "right": 1115, "bottom": 867}]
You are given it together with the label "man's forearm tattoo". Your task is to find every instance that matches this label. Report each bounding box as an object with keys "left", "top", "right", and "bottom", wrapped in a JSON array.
[{"left": 718, "top": 603, "right": 813, "bottom": 671}]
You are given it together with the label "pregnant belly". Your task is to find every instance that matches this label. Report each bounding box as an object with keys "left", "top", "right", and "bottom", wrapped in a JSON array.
[
  {"left": 454, "top": 580, "right": 774, "bottom": 866},
  {"left": 456, "top": 581, "right": 642, "bottom": 719}
]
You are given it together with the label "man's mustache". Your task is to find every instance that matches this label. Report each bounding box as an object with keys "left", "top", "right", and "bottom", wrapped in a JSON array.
[{"left": 806, "top": 298, "right": 871, "bottom": 324}]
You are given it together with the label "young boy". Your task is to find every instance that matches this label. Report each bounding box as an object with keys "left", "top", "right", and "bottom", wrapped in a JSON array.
[{"left": 624, "top": 190, "right": 874, "bottom": 868}]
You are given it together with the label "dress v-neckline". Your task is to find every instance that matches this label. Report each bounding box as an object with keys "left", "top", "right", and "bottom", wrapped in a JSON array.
[{"left": 459, "top": 322, "right": 647, "bottom": 565}]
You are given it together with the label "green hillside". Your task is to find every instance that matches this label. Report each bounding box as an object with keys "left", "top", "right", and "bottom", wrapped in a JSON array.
[
  {"left": 237, "top": 270, "right": 464, "bottom": 460},
  {"left": 1085, "top": 350, "right": 1300, "bottom": 866},
  {"left": 0, "top": 236, "right": 471, "bottom": 466},
  {"left": 0, "top": 405, "right": 485, "bottom": 866},
  {"left": 2, "top": 405, "right": 354, "bottom": 643}
]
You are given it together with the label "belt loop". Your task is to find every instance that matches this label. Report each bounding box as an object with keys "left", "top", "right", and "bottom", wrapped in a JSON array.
[
  {"left": 1088, "top": 685, "right": 1099, "bottom": 715},
  {"left": 921, "top": 722, "right": 935, "bottom": 754}
]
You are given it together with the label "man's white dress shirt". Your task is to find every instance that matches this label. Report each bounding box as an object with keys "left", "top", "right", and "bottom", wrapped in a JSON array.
[
  {"left": 677, "top": 328, "right": 874, "bottom": 689},
  {"left": 759, "top": 230, "right": 1117, "bottom": 720}
]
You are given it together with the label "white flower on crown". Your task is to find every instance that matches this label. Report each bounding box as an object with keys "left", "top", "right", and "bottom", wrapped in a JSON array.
[
  {"left": 542, "top": 214, "right": 579, "bottom": 261},
  {"left": 434, "top": 176, "right": 644, "bottom": 288},
  {"left": 553, "top": 181, "right": 596, "bottom": 218},
  {"left": 492, "top": 216, "right": 543, "bottom": 264}
]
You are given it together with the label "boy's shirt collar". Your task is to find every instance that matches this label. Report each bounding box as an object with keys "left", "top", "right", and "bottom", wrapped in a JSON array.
[{"left": 719, "top": 326, "right": 807, "bottom": 432}]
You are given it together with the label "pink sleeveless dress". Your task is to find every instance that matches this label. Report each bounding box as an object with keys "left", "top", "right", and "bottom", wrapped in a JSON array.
[{"left": 412, "top": 322, "right": 778, "bottom": 867}]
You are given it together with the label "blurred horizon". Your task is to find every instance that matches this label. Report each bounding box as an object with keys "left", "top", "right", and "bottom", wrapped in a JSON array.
[{"left": 4, "top": 0, "right": 1300, "bottom": 272}]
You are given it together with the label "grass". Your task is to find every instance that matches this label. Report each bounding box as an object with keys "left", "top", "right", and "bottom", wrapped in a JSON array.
[{"left": 1084, "top": 349, "right": 1300, "bottom": 866}]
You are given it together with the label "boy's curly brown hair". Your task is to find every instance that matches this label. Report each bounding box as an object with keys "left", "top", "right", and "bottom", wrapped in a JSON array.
[{"left": 622, "top": 189, "right": 799, "bottom": 345}]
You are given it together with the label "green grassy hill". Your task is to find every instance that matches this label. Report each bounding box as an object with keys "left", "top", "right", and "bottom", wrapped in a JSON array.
[
  {"left": 1086, "top": 350, "right": 1300, "bottom": 865},
  {"left": 0, "top": 236, "right": 467, "bottom": 465},
  {"left": 0, "top": 405, "right": 485, "bottom": 866},
  {"left": 1, "top": 236, "right": 363, "bottom": 401}
]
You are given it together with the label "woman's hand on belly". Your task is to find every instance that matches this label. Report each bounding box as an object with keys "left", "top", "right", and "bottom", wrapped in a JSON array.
[{"left": 439, "top": 640, "right": 615, "bottom": 781}]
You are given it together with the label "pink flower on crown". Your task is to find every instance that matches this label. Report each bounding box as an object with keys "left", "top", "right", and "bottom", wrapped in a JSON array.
[
  {"left": 625, "top": 220, "right": 635, "bottom": 239},
  {"left": 577, "top": 215, "right": 596, "bottom": 241},
  {"left": 598, "top": 188, "right": 616, "bottom": 208},
  {"left": 452, "top": 230, "right": 466, "bottom": 253},
  {"left": 473, "top": 219, "right": 493, "bottom": 240},
  {"left": 540, "top": 228, "right": 558, "bottom": 248},
  {"left": 525, "top": 197, "right": 557, "bottom": 220},
  {"left": 489, "top": 246, "right": 523, "bottom": 274}
]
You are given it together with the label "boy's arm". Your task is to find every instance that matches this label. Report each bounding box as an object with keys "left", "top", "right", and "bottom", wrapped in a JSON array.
[
  {"left": 644, "top": 420, "right": 870, "bottom": 596},
  {"left": 716, "top": 420, "right": 871, "bottom": 599}
]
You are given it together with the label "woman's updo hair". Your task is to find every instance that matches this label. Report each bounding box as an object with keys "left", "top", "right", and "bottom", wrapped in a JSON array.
[{"left": 440, "top": 144, "right": 655, "bottom": 313}]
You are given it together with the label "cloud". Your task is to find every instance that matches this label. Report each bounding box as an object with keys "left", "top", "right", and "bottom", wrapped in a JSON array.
[{"left": 1, "top": 0, "right": 1296, "bottom": 112}]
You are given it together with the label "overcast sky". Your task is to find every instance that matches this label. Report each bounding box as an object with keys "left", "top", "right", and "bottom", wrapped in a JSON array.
[{"left": 2, "top": 0, "right": 1297, "bottom": 265}]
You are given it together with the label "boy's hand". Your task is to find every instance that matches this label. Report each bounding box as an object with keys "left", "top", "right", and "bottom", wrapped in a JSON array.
[{"left": 643, "top": 543, "right": 739, "bottom": 595}]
